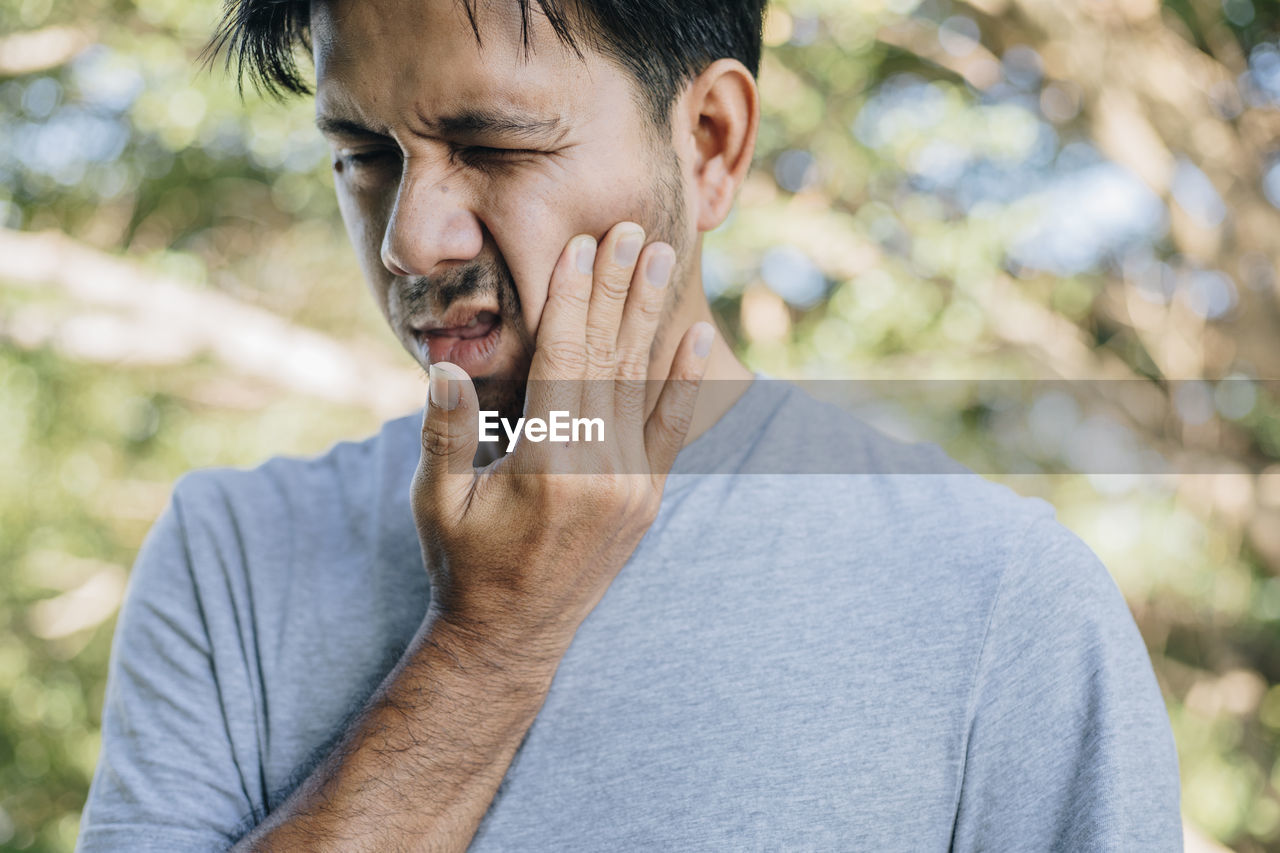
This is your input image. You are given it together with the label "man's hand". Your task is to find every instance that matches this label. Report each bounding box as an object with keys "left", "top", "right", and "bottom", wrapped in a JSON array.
[
  {"left": 412, "top": 221, "right": 715, "bottom": 658},
  {"left": 233, "top": 223, "right": 712, "bottom": 852}
]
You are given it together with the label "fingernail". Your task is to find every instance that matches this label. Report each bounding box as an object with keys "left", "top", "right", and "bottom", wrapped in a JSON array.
[
  {"left": 693, "top": 322, "right": 715, "bottom": 358},
  {"left": 575, "top": 237, "right": 597, "bottom": 275},
  {"left": 429, "top": 363, "right": 460, "bottom": 410},
  {"left": 614, "top": 227, "right": 643, "bottom": 266},
  {"left": 646, "top": 248, "right": 674, "bottom": 288}
]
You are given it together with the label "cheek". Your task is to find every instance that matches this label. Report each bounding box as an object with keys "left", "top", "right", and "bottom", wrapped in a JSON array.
[
  {"left": 335, "top": 181, "right": 394, "bottom": 312},
  {"left": 484, "top": 164, "right": 660, "bottom": 339},
  {"left": 486, "top": 191, "right": 560, "bottom": 339}
]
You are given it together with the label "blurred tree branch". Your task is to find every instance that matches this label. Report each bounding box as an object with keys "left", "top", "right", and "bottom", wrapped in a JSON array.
[
  {"left": 998, "top": 0, "right": 1280, "bottom": 377},
  {"left": 0, "top": 228, "right": 424, "bottom": 419},
  {"left": 0, "top": 27, "right": 94, "bottom": 76}
]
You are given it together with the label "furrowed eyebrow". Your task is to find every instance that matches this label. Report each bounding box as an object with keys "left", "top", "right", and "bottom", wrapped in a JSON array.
[
  {"left": 315, "top": 109, "right": 568, "bottom": 144},
  {"left": 416, "top": 108, "right": 568, "bottom": 142},
  {"left": 315, "top": 116, "right": 387, "bottom": 138}
]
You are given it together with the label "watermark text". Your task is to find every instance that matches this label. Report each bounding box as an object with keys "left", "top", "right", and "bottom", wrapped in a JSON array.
[{"left": 479, "top": 410, "right": 606, "bottom": 452}]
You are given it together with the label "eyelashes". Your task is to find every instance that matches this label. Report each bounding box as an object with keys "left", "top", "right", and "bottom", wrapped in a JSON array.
[
  {"left": 448, "top": 146, "right": 540, "bottom": 175},
  {"left": 334, "top": 150, "right": 390, "bottom": 169},
  {"left": 333, "top": 146, "right": 545, "bottom": 177},
  {"left": 332, "top": 148, "right": 396, "bottom": 177},
  {"left": 455, "top": 146, "right": 539, "bottom": 164}
]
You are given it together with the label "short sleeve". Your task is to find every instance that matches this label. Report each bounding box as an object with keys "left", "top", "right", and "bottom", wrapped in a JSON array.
[
  {"left": 76, "top": 478, "right": 255, "bottom": 852},
  {"left": 950, "top": 517, "right": 1182, "bottom": 852}
]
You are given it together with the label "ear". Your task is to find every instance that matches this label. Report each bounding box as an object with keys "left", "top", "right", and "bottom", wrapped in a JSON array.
[{"left": 676, "top": 58, "right": 759, "bottom": 233}]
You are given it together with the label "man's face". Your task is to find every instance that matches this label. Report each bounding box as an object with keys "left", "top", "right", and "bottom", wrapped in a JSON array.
[{"left": 311, "top": 0, "right": 688, "bottom": 418}]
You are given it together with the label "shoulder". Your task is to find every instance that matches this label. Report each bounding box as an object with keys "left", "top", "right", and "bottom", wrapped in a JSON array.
[
  {"left": 115, "top": 408, "right": 427, "bottom": 682},
  {"left": 983, "top": 512, "right": 1146, "bottom": 675},
  {"left": 169, "top": 408, "right": 422, "bottom": 531},
  {"left": 130, "top": 408, "right": 424, "bottom": 612},
  {"left": 999, "top": 512, "right": 1129, "bottom": 619},
  {"left": 751, "top": 378, "right": 969, "bottom": 477},
  {"left": 724, "top": 378, "right": 1140, "bottom": 638},
  {"left": 734, "top": 377, "right": 1062, "bottom": 561},
  {"left": 950, "top": 506, "right": 1180, "bottom": 848},
  {"left": 687, "top": 380, "right": 1176, "bottom": 842}
]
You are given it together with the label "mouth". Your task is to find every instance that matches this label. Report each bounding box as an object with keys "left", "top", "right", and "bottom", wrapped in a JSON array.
[{"left": 411, "top": 308, "right": 503, "bottom": 375}]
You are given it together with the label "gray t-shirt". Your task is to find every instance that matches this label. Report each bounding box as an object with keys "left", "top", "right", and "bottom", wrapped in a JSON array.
[{"left": 77, "top": 378, "right": 1182, "bottom": 851}]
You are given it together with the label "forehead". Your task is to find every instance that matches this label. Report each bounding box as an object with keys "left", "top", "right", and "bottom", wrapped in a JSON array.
[{"left": 311, "top": 0, "right": 596, "bottom": 124}]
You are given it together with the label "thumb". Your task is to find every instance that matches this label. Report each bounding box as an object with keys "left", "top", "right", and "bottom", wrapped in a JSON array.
[{"left": 414, "top": 361, "right": 481, "bottom": 524}]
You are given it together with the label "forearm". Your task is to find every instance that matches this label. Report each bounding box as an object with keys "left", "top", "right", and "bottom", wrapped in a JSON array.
[
  {"left": 233, "top": 610, "right": 563, "bottom": 852},
  {"left": 230, "top": 220, "right": 703, "bottom": 851}
]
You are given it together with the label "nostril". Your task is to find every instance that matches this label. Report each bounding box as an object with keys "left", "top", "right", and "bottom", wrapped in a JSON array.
[
  {"left": 381, "top": 246, "right": 410, "bottom": 277},
  {"left": 378, "top": 183, "right": 484, "bottom": 277}
]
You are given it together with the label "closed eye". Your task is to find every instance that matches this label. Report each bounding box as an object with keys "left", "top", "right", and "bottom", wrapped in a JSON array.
[
  {"left": 332, "top": 143, "right": 550, "bottom": 177},
  {"left": 333, "top": 147, "right": 399, "bottom": 173},
  {"left": 451, "top": 145, "right": 545, "bottom": 169}
]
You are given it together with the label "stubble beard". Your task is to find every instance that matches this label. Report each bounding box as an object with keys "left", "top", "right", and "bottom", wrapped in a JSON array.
[{"left": 391, "top": 143, "right": 688, "bottom": 428}]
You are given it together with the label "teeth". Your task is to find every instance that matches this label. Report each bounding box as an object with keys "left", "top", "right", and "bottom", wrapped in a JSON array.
[{"left": 467, "top": 317, "right": 478, "bottom": 328}]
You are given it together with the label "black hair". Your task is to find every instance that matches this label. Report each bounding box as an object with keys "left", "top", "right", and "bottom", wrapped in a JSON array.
[{"left": 206, "top": 0, "right": 768, "bottom": 129}]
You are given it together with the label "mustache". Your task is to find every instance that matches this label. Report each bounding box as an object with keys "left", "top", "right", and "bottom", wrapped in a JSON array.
[{"left": 399, "top": 254, "right": 523, "bottom": 319}]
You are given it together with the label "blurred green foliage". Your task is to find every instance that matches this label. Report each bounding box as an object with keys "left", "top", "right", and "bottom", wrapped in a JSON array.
[{"left": 3, "top": 0, "right": 1280, "bottom": 849}]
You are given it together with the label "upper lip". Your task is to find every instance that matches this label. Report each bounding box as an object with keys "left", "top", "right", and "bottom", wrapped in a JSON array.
[{"left": 409, "top": 302, "right": 501, "bottom": 335}]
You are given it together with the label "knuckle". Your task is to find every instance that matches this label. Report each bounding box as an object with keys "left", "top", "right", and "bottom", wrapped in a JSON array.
[
  {"left": 537, "top": 473, "right": 578, "bottom": 502},
  {"left": 613, "top": 377, "right": 646, "bottom": 399},
  {"left": 615, "top": 350, "right": 649, "bottom": 378},
  {"left": 654, "top": 403, "right": 694, "bottom": 439},
  {"left": 594, "top": 471, "right": 629, "bottom": 503},
  {"left": 421, "top": 422, "right": 453, "bottom": 458},
  {"left": 619, "top": 480, "right": 657, "bottom": 521},
  {"left": 623, "top": 474, "right": 647, "bottom": 502},
  {"left": 628, "top": 293, "right": 664, "bottom": 324},
  {"left": 634, "top": 490, "right": 660, "bottom": 521},
  {"left": 595, "top": 269, "right": 632, "bottom": 300},
  {"left": 550, "top": 281, "right": 590, "bottom": 314},
  {"left": 584, "top": 329, "right": 617, "bottom": 369},
  {"left": 613, "top": 388, "right": 646, "bottom": 421},
  {"left": 541, "top": 341, "right": 589, "bottom": 376}
]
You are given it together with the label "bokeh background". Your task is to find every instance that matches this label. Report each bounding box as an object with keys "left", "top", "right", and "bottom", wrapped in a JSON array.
[{"left": 2, "top": 0, "right": 1280, "bottom": 849}]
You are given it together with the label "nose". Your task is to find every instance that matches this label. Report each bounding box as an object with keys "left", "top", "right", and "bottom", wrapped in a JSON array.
[{"left": 380, "top": 166, "right": 484, "bottom": 277}]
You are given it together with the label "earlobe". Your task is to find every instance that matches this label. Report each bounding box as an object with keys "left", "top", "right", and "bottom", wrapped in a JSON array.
[
  {"left": 699, "top": 156, "right": 730, "bottom": 228},
  {"left": 686, "top": 59, "right": 759, "bottom": 233}
]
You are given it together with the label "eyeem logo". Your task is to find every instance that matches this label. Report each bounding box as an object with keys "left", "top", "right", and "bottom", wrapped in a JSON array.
[{"left": 479, "top": 411, "right": 606, "bottom": 452}]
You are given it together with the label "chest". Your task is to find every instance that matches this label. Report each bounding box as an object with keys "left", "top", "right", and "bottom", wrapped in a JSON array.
[
  {"left": 461, "top": 545, "right": 969, "bottom": 851},
  {"left": 256, "top": 495, "right": 982, "bottom": 848}
]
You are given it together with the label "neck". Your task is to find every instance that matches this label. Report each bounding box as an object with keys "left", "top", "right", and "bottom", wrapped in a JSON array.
[
  {"left": 674, "top": 317, "right": 754, "bottom": 447},
  {"left": 646, "top": 261, "right": 754, "bottom": 446}
]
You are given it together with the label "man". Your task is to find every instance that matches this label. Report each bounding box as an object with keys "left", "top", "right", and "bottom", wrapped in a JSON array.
[{"left": 77, "top": 0, "right": 1183, "bottom": 850}]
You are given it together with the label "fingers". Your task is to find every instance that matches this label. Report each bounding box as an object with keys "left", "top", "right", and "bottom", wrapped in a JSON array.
[
  {"left": 644, "top": 321, "right": 715, "bottom": 477},
  {"left": 581, "top": 222, "right": 646, "bottom": 417},
  {"left": 584, "top": 222, "right": 645, "bottom": 379},
  {"left": 415, "top": 361, "right": 480, "bottom": 524},
  {"left": 527, "top": 235, "right": 596, "bottom": 417},
  {"left": 614, "top": 242, "right": 675, "bottom": 420},
  {"left": 527, "top": 224, "right": 680, "bottom": 453}
]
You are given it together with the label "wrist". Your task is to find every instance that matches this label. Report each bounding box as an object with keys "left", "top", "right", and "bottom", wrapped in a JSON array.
[{"left": 424, "top": 604, "right": 570, "bottom": 681}]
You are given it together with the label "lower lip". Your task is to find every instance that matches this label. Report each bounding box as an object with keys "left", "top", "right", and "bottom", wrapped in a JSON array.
[{"left": 416, "top": 322, "right": 503, "bottom": 376}]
